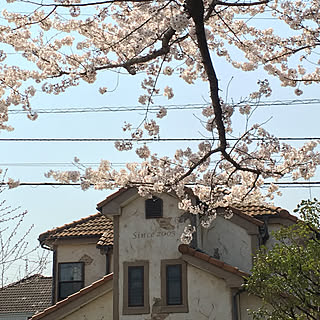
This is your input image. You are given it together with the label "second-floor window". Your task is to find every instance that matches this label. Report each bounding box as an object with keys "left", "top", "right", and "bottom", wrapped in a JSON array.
[
  {"left": 58, "top": 262, "right": 84, "bottom": 301},
  {"left": 123, "top": 261, "right": 150, "bottom": 315},
  {"left": 161, "top": 259, "right": 188, "bottom": 313}
]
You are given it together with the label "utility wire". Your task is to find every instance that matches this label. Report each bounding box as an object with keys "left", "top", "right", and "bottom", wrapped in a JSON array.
[
  {"left": 8, "top": 99, "right": 320, "bottom": 114},
  {"left": 0, "top": 137, "right": 319, "bottom": 142},
  {"left": 2, "top": 182, "right": 320, "bottom": 188}
]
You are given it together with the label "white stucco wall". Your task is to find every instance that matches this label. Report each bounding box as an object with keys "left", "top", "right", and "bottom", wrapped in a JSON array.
[
  {"left": 118, "top": 193, "right": 192, "bottom": 320},
  {"left": 199, "top": 215, "right": 253, "bottom": 272},
  {"left": 117, "top": 194, "right": 234, "bottom": 319},
  {"left": 61, "top": 290, "right": 113, "bottom": 320},
  {"left": 57, "top": 241, "right": 106, "bottom": 287},
  {"left": 186, "top": 264, "right": 233, "bottom": 320}
]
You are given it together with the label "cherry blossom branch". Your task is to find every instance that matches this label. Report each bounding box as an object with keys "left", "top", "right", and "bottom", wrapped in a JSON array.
[
  {"left": 216, "top": 0, "right": 269, "bottom": 6},
  {"left": 205, "top": 0, "right": 269, "bottom": 21},
  {"left": 263, "top": 45, "right": 320, "bottom": 64},
  {"left": 14, "top": 0, "right": 154, "bottom": 7},
  {"left": 186, "top": 0, "right": 262, "bottom": 179},
  {"left": 175, "top": 146, "right": 222, "bottom": 184},
  {"left": 13, "top": 6, "right": 57, "bottom": 31}
]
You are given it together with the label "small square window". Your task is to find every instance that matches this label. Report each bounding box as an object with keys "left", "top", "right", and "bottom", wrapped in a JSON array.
[
  {"left": 123, "top": 261, "right": 150, "bottom": 315},
  {"left": 58, "top": 262, "right": 84, "bottom": 301},
  {"left": 161, "top": 260, "right": 188, "bottom": 313},
  {"left": 145, "top": 197, "right": 163, "bottom": 219}
]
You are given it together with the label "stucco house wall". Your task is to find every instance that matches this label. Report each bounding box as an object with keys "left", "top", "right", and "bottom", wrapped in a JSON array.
[
  {"left": 56, "top": 239, "right": 107, "bottom": 287},
  {"left": 199, "top": 215, "right": 254, "bottom": 273},
  {"left": 186, "top": 264, "right": 233, "bottom": 320},
  {"left": 60, "top": 290, "right": 113, "bottom": 320},
  {"left": 117, "top": 193, "right": 193, "bottom": 319}
]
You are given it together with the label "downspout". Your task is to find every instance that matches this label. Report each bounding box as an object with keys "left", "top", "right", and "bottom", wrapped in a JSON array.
[
  {"left": 258, "top": 216, "right": 269, "bottom": 246},
  {"left": 52, "top": 248, "right": 57, "bottom": 305},
  {"left": 232, "top": 288, "right": 245, "bottom": 320}
]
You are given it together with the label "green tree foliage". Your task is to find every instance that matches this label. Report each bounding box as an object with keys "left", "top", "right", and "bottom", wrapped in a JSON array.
[{"left": 246, "top": 199, "right": 320, "bottom": 320}]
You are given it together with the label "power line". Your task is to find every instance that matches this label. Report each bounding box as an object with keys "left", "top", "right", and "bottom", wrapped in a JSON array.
[
  {"left": 8, "top": 99, "right": 320, "bottom": 114},
  {"left": 2, "top": 181, "right": 320, "bottom": 188},
  {"left": 0, "top": 137, "right": 319, "bottom": 142}
]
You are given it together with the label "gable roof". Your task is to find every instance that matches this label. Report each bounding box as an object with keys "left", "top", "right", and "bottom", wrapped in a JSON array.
[
  {"left": 38, "top": 213, "right": 113, "bottom": 249},
  {"left": 0, "top": 274, "right": 52, "bottom": 314},
  {"left": 236, "top": 204, "right": 297, "bottom": 222},
  {"left": 31, "top": 273, "right": 113, "bottom": 320}
]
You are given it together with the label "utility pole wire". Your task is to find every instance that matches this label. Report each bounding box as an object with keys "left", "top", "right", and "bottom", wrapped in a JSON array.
[
  {"left": 7, "top": 98, "right": 320, "bottom": 114},
  {"left": 2, "top": 182, "right": 320, "bottom": 188},
  {"left": 0, "top": 137, "right": 319, "bottom": 142}
]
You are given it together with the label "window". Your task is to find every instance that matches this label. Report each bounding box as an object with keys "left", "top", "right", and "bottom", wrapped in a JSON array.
[
  {"left": 58, "top": 262, "right": 84, "bottom": 301},
  {"left": 161, "top": 260, "right": 188, "bottom": 313},
  {"left": 123, "top": 261, "right": 149, "bottom": 315},
  {"left": 145, "top": 197, "right": 163, "bottom": 219}
]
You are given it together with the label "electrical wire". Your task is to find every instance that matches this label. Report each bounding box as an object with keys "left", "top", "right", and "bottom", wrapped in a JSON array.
[
  {"left": 8, "top": 99, "right": 320, "bottom": 114},
  {"left": 0, "top": 137, "right": 319, "bottom": 142}
]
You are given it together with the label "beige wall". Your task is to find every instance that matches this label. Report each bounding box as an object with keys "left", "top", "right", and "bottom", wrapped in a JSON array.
[
  {"left": 58, "top": 290, "right": 113, "bottom": 320},
  {"left": 199, "top": 215, "right": 253, "bottom": 272},
  {"left": 56, "top": 240, "right": 107, "bottom": 287},
  {"left": 116, "top": 193, "right": 235, "bottom": 319},
  {"left": 186, "top": 264, "right": 233, "bottom": 320},
  {"left": 118, "top": 193, "right": 193, "bottom": 320}
]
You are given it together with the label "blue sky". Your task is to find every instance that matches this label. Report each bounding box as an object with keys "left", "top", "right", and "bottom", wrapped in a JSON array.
[{"left": 1, "top": 1, "right": 320, "bottom": 282}]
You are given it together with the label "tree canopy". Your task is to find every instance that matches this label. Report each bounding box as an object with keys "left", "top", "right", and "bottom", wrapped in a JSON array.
[
  {"left": 246, "top": 199, "right": 320, "bottom": 319},
  {"left": 1, "top": 0, "right": 320, "bottom": 224}
]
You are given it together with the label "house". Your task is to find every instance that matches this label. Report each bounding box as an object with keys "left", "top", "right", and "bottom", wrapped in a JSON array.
[
  {"left": 0, "top": 274, "right": 52, "bottom": 320},
  {"left": 31, "top": 188, "right": 297, "bottom": 320}
]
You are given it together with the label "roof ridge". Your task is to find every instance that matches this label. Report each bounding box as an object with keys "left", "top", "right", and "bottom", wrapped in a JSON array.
[
  {"left": 38, "top": 212, "right": 105, "bottom": 242},
  {"left": 0, "top": 274, "right": 52, "bottom": 290}
]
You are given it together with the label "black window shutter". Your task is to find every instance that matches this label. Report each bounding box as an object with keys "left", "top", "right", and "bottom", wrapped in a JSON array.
[{"left": 145, "top": 197, "right": 163, "bottom": 219}]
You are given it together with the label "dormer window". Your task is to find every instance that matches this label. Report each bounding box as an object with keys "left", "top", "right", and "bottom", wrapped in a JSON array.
[{"left": 145, "top": 197, "right": 163, "bottom": 219}]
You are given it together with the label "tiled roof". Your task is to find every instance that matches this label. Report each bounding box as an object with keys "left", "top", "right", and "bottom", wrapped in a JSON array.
[
  {"left": 178, "top": 244, "right": 249, "bottom": 278},
  {"left": 97, "top": 230, "right": 113, "bottom": 247},
  {"left": 0, "top": 274, "right": 52, "bottom": 313},
  {"left": 31, "top": 273, "right": 113, "bottom": 320},
  {"left": 236, "top": 204, "right": 297, "bottom": 222},
  {"left": 39, "top": 213, "right": 113, "bottom": 248}
]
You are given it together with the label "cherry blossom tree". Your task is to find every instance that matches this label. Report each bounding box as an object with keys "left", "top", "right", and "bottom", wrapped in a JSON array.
[{"left": 1, "top": 0, "right": 320, "bottom": 225}]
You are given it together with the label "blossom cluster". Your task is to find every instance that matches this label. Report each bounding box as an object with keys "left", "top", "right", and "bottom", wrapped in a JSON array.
[{"left": 2, "top": 0, "right": 320, "bottom": 230}]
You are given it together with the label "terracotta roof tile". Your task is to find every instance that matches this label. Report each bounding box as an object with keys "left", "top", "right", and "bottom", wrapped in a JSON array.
[
  {"left": 97, "top": 230, "right": 114, "bottom": 247},
  {"left": 0, "top": 274, "right": 52, "bottom": 314},
  {"left": 179, "top": 244, "right": 249, "bottom": 278},
  {"left": 235, "top": 204, "right": 297, "bottom": 222},
  {"left": 39, "top": 213, "right": 113, "bottom": 248},
  {"left": 31, "top": 273, "right": 113, "bottom": 320}
]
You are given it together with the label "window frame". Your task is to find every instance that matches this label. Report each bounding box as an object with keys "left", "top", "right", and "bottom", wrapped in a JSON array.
[
  {"left": 123, "top": 261, "right": 150, "bottom": 315},
  {"left": 160, "top": 259, "right": 188, "bottom": 313},
  {"left": 145, "top": 196, "right": 163, "bottom": 219},
  {"left": 58, "top": 262, "right": 84, "bottom": 301}
]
